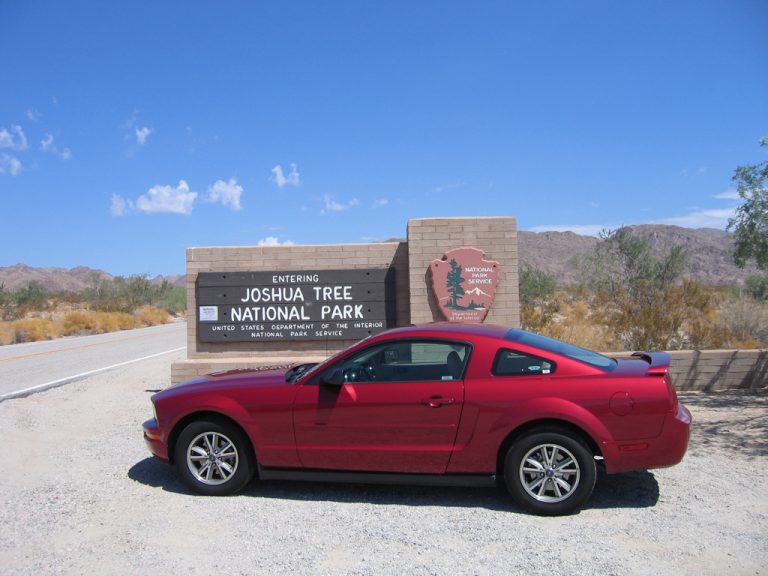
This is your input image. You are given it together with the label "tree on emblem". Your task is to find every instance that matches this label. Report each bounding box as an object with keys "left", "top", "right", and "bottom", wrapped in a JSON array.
[{"left": 446, "top": 258, "right": 466, "bottom": 309}]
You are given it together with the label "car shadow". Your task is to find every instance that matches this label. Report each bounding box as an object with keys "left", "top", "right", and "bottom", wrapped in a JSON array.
[
  {"left": 588, "top": 469, "right": 659, "bottom": 510},
  {"left": 128, "top": 457, "right": 187, "bottom": 493},
  {"left": 128, "top": 458, "right": 659, "bottom": 512}
]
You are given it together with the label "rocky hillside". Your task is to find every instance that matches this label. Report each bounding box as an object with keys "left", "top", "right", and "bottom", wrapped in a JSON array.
[
  {"left": 0, "top": 225, "right": 761, "bottom": 292},
  {"left": 518, "top": 225, "right": 761, "bottom": 286},
  {"left": 0, "top": 264, "right": 185, "bottom": 292}
]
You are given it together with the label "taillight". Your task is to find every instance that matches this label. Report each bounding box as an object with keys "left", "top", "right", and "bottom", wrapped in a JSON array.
[{"left": 665, "top": 373, "right": 678, "bottom": 413}]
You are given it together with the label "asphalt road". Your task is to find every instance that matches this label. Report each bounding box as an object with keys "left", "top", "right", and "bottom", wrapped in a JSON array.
[{"left": 0, "top": 322, "right": 187, "bottom": 400}]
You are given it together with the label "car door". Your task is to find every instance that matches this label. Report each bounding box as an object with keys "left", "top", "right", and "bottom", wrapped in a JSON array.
[{"left": 292, "top": 339, "right": 469, "bottom": 474}]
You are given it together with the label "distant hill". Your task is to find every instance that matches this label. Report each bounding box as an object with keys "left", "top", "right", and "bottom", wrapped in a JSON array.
[
  {"left": 518, "top": 225, "right": 761, "bottom": 286},
  {"left": 0, "top": 225, "right": 760, "bottom": 292},
  {"left": 0, "top": 264, "right": 186, "bottom": 292}
]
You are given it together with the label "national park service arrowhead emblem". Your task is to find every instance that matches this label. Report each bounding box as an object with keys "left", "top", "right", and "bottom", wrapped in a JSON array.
[{"left": 430, "top": 247, "right": 500, "bottom": 323}]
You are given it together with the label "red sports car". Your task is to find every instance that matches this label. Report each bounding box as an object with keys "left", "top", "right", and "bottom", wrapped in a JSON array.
[{"left": 143, "top": 324, "right": 691, "bottom": 515}]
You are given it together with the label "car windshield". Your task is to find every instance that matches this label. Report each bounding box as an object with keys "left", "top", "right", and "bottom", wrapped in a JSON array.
[{"left": 505, "top": 329, "right": 616, "bottom": 371}]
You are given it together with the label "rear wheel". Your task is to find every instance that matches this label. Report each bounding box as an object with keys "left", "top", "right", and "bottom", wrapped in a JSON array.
[
  {"left": 504, "top": 431, "right": 596, "bottom": 515},
  {"left": 175, "top": 420, "right": 255, "bottom": 496}
]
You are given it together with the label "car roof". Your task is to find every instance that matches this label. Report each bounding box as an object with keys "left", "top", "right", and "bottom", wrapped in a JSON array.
[{"left": 377, "top": 322, "right": 510, "bottom": 341}]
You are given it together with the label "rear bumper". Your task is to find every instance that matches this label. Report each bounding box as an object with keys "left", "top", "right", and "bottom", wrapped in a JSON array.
[
  {"left": 603, "top": 403, "right": 691, "bottom": 474},
  {"left": 143, "top": 418, "right": 170, "bottom": 463}
]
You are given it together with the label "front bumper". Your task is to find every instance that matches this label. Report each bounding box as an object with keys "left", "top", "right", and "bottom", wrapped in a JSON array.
[
  {"left": 603, "top": 403, "right": 692, "bottom": 474},
  {"left": 143, "top": 418, "right": 170, "bottom": 463}
]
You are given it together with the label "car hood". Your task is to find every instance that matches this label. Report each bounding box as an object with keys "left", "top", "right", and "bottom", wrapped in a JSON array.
[{"left": 153, "top": 368, "right": 290, "bottom": 401}]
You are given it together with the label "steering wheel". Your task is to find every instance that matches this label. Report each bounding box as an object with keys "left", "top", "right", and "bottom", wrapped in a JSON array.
[
  {"left": 360, "top": 363, "right": 376, "bottom": 381},
  {"left": 342, "top": 363, "right": 376, "bottom": 382}
]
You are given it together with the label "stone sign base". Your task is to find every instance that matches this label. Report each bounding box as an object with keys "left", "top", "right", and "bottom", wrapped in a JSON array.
[{"left": 171, "top": 216, "right": 520, "bottom": 383}]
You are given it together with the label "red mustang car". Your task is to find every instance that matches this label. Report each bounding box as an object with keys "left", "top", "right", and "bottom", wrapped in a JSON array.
[{"left": 143, "top": 324, "right": 691, "bottom": 515}]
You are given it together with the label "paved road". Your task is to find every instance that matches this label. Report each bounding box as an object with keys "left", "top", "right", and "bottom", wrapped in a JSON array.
[{"left": 0, "top": 322, "right": 187, "bottom": 400}]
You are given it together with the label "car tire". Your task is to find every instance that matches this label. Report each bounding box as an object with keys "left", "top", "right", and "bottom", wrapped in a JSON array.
[
  {"left": 175, "top": 419, "right": 255, "bottom": 496},
  {"left": 504, "top": 431, "right": 596, "bottom": 516}
]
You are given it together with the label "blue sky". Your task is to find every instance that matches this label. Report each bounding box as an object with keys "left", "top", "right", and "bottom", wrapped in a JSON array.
[{"left": 1, "top": 1, "right": 766, "bottom": 276}]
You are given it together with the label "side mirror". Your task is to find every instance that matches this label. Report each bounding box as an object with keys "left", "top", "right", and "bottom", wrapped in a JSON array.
[{"left": 320, "top": 368, "right": 345, "bottom": 387}]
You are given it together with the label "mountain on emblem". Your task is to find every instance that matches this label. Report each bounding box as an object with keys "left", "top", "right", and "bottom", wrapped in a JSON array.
[{"left": 429, "top": 247, "right": 501, "bottom": 323}]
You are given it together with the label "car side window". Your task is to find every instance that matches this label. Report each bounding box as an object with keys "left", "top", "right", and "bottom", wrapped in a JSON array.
[
  {"left": 493, "top": 348, "right": 555, "bottom": 376},
  {"left": 329, "top": 340, "right": 470, "bottom": 383}
]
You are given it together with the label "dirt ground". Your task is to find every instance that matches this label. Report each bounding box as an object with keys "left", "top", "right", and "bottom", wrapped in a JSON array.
[{"left": 0, "top": 355, "right": 766, "bottom": 575}]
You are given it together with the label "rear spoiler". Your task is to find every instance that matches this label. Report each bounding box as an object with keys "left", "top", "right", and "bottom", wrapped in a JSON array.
[{"left": 631, "top": 352, "right": 671, "bottom": 376}]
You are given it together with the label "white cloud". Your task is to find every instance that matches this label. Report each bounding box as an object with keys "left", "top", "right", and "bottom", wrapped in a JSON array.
[
  {"left": 320, "top": 194, "right": 360, "bottom": 215},
  {"left": 135, "top": 126, "right": 152, "bottom": 146},
  {"left": 0, "top": 125, "right": 28, "bottom": 150},
  {"left": 431, "top": 182, "right": 465, "bottom": 194},
  {"left": 40, "top": 134, "right": 71, "bottom": 160},
  {"left": 527, "top": 224, "right": 611, "bottom": 237},
  {"left": 373, "top": 198, "right": 389, "bottom": 208},
  {"left": 136, "top": 180, "right": 197, "bottom": 215},
  {"left": 257, "top": 236, "right": 295, "bottom": 247},
  {"left": 657, "top": 207, "right": 736, "bottom": 229},
  {"left": 123, "top": 112, "right": 152, "bottom": 149},
  {"left": 271, "top": 163, "right": 300, "bottom": 188},
  {"left": 110, "top": 194, "right": 133, "bottom": 216},
  {"left": 0, "top": 154, "right": 22, "bottom": 176},
  {"left": 207, "top": 178, "right": 243, "bottom": 211},
  {"left": 714, "top": 189, "right": 740, "bottom": 200},
  {"left": 26, "top": 109, "right": 41, "bottom": 122}
]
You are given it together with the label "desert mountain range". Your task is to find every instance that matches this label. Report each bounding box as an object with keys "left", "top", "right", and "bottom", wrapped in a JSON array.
[
  {"left": 0, "top": 225, "right": 760, "bottom": 292},
  {"left": 0, "top": 265, "right": 186, "bottom": 293}
]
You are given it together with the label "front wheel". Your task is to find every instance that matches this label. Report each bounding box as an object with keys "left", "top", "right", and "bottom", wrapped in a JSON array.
[
  {"left": 175, "top": 420, "right": 255, "bottom": 496},
  {"left": 504, "top": 431, "right": 596, "bottom": 516}
]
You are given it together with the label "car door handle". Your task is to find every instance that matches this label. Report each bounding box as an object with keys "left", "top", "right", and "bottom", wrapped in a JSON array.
[{"left": 421, "top": 396, "right": 455, "bottom": 408}]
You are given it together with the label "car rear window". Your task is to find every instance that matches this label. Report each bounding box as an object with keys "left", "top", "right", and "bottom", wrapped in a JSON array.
[
  {"left": 505, "top": 329, "right": 616, "bottom": 371},
  {"left": 493, "top": 349, "right": 555, "bottom": 376}
]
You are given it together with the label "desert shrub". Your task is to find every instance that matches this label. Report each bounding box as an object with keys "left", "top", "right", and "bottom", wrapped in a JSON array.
[
  {"left": 114, "top": 312, "right": 138, "bottom": 330},
  {"left": 0, "top": 322, "right": 14, "bottom": 345},
  {"left": 519, "top": 265, "right": 559, "bottom": 332},
  {"left": 13, "top": 319, "right": 57, "bottom": 342},
  {"left": 135, "top": 306, "right": 170, "bottom": 326},
  {"left": 745, "top": 275, "right": 768, "bottom": 302},
  {"left": 575, "top": 227, "right": 717, "bottom": 350},
  {"left": 717, "top": 298, "right": 768, "bottom": 347},
  {"left": 61, "top": 311, "right": 101, "bottom": 335},
  {"left": 85, "top": 275, "right": 186, "bottom": 314},
  {"left": 94, "top": 312, "right": 119, "bottom": 333},
  {"left": 83, "top": 273, "right": 118, "bottom": 310},
  {"left": 156, "top": 284, "right": 186, "bottom": 314},
  {"left": 0, "top": 284, "right": 15, "bottom": 320},
  {"left": 14, "top": 281, "right": 49, "bottom": 313},
  {"left": 534, "top": 290, "right": 617, "bottom": 351}
]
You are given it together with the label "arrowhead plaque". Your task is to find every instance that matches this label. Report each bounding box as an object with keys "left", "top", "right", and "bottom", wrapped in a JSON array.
[{"left": 430, "top": 247, "right": 500, "bottom": 323}]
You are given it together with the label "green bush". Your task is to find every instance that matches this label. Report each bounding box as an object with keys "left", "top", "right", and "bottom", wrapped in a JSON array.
[{"left": 745, "top": 275, "right": 768, "bottom": 301}]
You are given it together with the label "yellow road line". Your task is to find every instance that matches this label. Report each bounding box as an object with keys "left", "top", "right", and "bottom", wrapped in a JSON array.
[{"left": 0, "top": 326, "right": 186, "bottom": 365}]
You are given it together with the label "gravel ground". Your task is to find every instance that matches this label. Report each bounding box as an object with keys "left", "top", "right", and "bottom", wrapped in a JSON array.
[{"left": 0, "top": 352, "right": 766, "bottom": 576}]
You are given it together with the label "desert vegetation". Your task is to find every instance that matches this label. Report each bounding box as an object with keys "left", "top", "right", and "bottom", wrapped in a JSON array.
[
  {"left": 520, "top": 228, "right": 768, "bottom": 351},
  {"left": 0, "top": 274, "right": 185, "bottom": 345}
]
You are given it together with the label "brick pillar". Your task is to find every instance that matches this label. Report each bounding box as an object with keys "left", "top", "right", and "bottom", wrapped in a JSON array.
[{"left": 407, "top": 217, "right": 520, "bottom": 327}]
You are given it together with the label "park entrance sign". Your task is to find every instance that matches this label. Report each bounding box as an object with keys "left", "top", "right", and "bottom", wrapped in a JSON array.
[
  {"left": 172, "top": 217, "right": 519, "bottom": 384},
  {"left": 430, "top": 247, "right": 500, "bottom": 323},
  {"left": 197, "top": 269, "right": 395, "bottom": 342}
]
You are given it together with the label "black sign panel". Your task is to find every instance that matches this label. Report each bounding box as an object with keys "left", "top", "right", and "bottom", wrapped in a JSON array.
[{"left": 197, "top": 268, "right": 395, "bottom": 342}]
